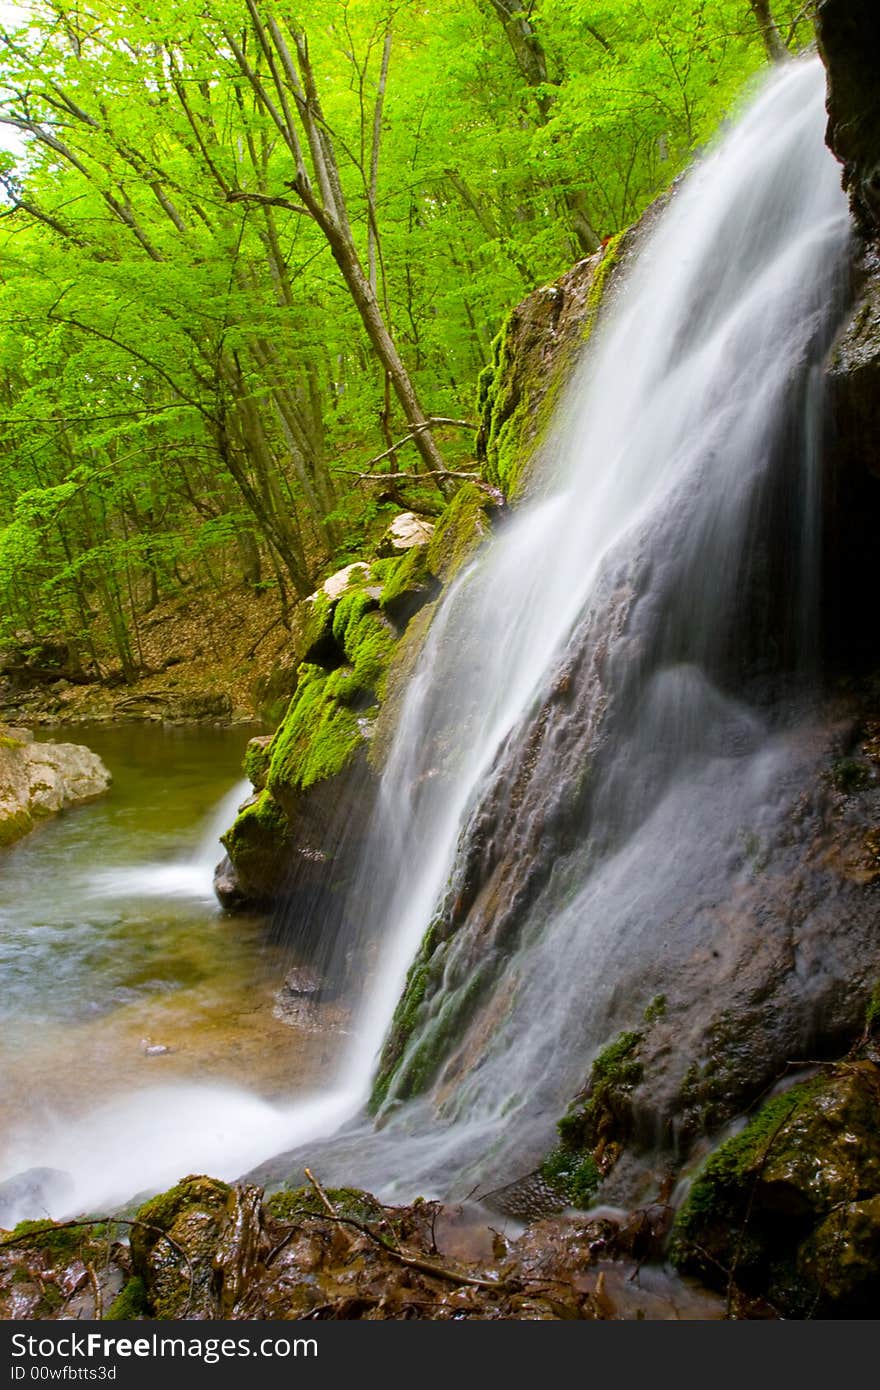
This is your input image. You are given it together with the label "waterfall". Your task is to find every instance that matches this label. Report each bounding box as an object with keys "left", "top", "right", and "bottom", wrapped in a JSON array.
[{"left": 272, "top": 55, "right": 852, "bottom": 1200}]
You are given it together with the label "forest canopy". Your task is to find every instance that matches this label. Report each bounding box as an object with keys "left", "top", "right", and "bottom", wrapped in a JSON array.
[{"left": 0, "top": 0, "right": 814, "bottom": 677}]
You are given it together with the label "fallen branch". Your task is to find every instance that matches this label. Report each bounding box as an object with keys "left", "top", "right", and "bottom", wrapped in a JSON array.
[
  {"left": 86, "top": 1261, "right": 102, "bottom": 1320},
  {"left": 342, "top": 467, "right": 482, "bottom": 484},
  {"left": 266, "top": 1203, "right": 509, "bottom": 1292},
  {"left": 342, "top": 417, "right": 476, "bottom": 475}
]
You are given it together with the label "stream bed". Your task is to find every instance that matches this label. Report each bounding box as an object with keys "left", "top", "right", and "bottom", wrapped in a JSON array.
[{"left": 0, "top": 722, "right": 343, "bottom": 1221}]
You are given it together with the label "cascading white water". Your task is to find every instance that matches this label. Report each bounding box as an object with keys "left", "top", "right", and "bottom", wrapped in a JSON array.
[
  {"left": 1, "top": 58, "right": 853, "bottom": 1223},
  {"left": 89, "top": 777, "right": 250, "bottom": 900}
]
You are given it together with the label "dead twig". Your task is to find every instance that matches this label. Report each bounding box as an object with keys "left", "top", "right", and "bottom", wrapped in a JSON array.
[
  {"left": 265, "top": 1203, "right": 509, "bottom": 1292},
  {"left": 342, "top": 467, "right": 482, "bottom": 484}
]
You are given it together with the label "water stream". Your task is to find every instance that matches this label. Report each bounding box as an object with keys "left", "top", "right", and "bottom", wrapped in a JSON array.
[
  {"left": 0, "top": 57, "right": 854, "bottom": 1222},
  {"left": 0, "top": 725, "right": 340, "bottom": 1221}
]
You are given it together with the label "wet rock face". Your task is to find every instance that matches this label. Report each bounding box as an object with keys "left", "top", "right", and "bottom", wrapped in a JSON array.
[
  {"left": 816, "top": 0, "right": 880, "bottom": 234},
  {"left": 818, "top": 0, "right": 880, "bottom": 667}
]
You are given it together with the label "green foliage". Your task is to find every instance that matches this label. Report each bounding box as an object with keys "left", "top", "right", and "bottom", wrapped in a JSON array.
[{"left": 0, "top": 0, "right": 802, "bottom": 667}]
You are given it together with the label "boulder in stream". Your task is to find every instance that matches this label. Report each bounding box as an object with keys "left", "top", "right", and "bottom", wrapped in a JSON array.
[{"left": 0, "top": 728, "right": 111, "bottom": 847}]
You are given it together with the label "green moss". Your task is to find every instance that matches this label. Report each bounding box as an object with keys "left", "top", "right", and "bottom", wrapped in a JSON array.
[
  {"left": 425, "top": 482, "right": 490, "bottom": 581},
  {"left": 866, "top": 982, "right": 880, "bottom": 1033},
  {"left": 581, "top": 231, "right": 626, "bottom": 342},
  {"left": 672, "top": 1077, "right": 826, "bottom": 1258},
  {"left": 554, "top": 1028, "right": 645, "bottom": 1154},
  {"left": 338, "top": 608, "right": 398, "bottom": 703},
  {"left": 131, "top": 1176, "right": 232, "bottom": 1320},
  {"left": 265, "top": 665, "right": 364, "bottom": 796},
  {"left": 371, "top": 934, "right": 487, "bottom": 1111},
  {"left": 379, "top": 545, "right": 437, "bottom": 622},
  {"left": 643, "top": 994, "right": 667, "bottom": 1024},
  {"left": 0, "top": 807, "right": 33, "bottom": 848},
  {"left": 477, "top": 236, "right": 629, "bottom": 500},
  {"left": 590, "top": 1030, "right": 643, "bottom": 1086},
  {"left": 0, "top": 734, "right": 23, "bottom": 749},
  {"left": 242, "top": 737, "right": 271, "bottom": 790},
  {"left": 105, "top": 1276, "right": 148, "bottom": 1321},
  {"left": 266, "top": 1186, "right": 384, "bottom": 1226},
  {"left": 540, "top": 1146, "right": 601, "bottom": 1208},
  {"left": 1, "top": 1219, "right": 106, "bottom": 1260},
  {"left": 541, "top": 1030, "right": 645, "bottom": 1200},
  {"left": 134, "top": 1177, "right": 230, "bottom": 1237},
  {"left": 476, "top": 320, "right": 538, "bottom": 500},
  {"left": 221, "top": 787, "right": 290, "bottom": 894}
]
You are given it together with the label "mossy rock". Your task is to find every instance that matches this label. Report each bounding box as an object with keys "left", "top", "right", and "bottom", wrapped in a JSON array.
[
  {"left": 130, "top": 1175, "right": 232, "bottom": 1319},
  {"left": 242, "top": 734, "right": 273, "bottom": 791},
  {"left": 377, "top": 545, "right": 440, "bottom": 626},
  {"left": 371, "top": 947, "right": 494, "bottom": 1111},
  {"left": 424, "top": 482, "right": 495, "bottom": 582},
  {"left": 536, "top": 1030, "right": 645, "bottom": 1207},
  {"left": 0, "top": 806, "right": 34, "bottom": 849},
  {"left": 476, "top": 241, "right": 625, "bottom": 500},
  {"left": 672, "top": 1062, "right": 880, "bottom": 1315},
  {"left": 220, "top": 790, "right": 291, "bottom": 903},
  {"left": 0, "top": 1218, "right": 107, "bottom": 1263},
  {"left": 265, "top": 1185, "right": 385, "bottom": 1227},
  {"left": 222, "top": 482, "right": 496, "bottom": 911},
  {"left": 104, "top": 1275, "right": 148, "bottom": 1321}
]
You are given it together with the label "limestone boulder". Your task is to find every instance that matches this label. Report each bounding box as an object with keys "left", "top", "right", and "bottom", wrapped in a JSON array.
[{"left": 0, "top": 730, "right": 111, "bottom": 847}]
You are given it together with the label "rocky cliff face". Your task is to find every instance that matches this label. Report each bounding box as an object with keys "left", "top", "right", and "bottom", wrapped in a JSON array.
[{"left": 817, "top": 0, "right": 880, "bottom": 669}]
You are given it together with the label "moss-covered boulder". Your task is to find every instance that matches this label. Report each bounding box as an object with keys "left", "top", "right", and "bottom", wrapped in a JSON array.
[
  {"left": 672, "top": 1061, "right": 880, "bottom": 1316},
  {"left": 476, "top": 224, "right": 645, "bottom": 501},
  {"left": 130, "top": 1175, "right": 233, "bottom": 1319},
  {"left": 218, "top": 487, "right": 497, "bottom": 914}
]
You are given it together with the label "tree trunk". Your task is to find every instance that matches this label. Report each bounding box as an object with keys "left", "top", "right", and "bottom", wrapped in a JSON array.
[{"left": 749, "top": 1, "right": 788, "bottom": 63}]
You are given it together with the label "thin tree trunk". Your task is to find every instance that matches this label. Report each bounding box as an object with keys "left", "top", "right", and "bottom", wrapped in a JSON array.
[{"left": 749, "top": 1, "right": 788, "bottom": 64}]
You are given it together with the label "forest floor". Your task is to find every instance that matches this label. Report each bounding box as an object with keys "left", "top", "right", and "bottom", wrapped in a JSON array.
[{"left": 0, "top": 577, "right": 294, "bottom": 729}]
